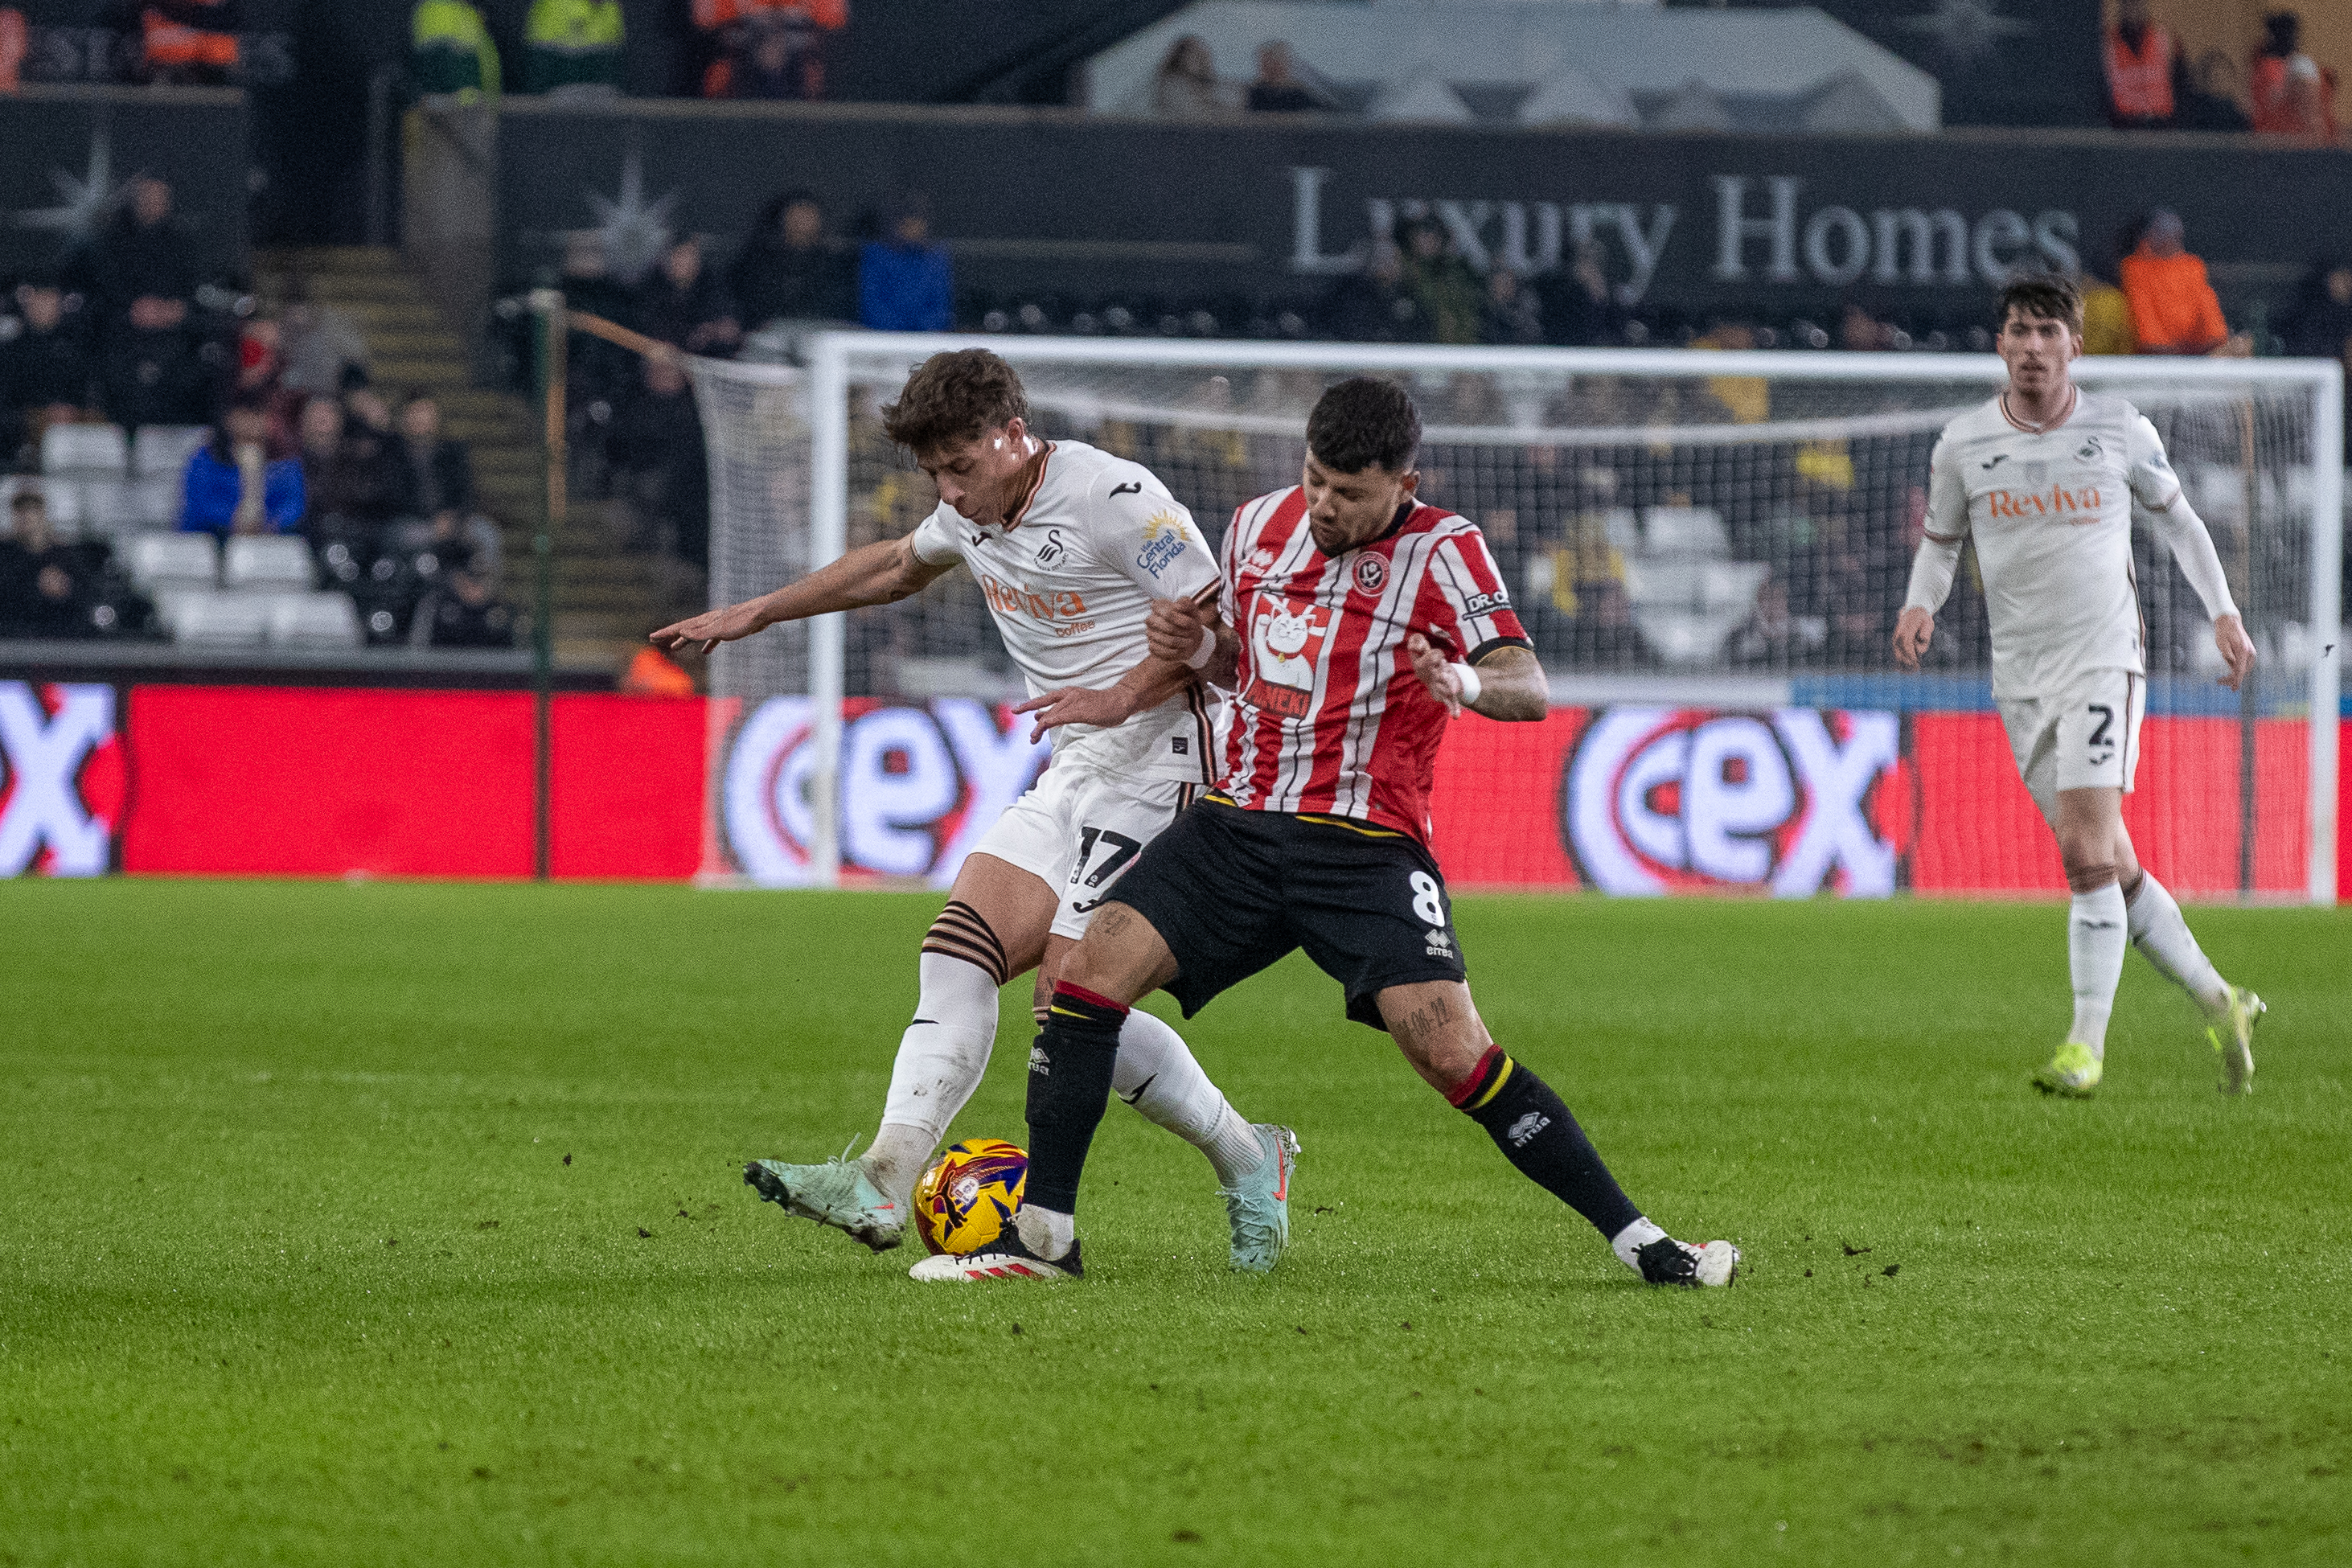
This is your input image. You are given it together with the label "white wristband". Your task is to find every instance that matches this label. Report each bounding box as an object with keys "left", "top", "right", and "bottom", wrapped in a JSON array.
[
  {"left": 1186, "top": 625, "right": 1217, "bottom": 671},
  {"left": 1453, "top": 663, "right": 1482, "bottom": 708}
]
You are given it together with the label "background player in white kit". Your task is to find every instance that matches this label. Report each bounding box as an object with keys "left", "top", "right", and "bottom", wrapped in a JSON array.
[
  {"left": 1894, "top": 277, "right": 2264, "bottom": 1098},
  {"left": 651, "top": 348, "right": 1296, "bottom": 1270}
]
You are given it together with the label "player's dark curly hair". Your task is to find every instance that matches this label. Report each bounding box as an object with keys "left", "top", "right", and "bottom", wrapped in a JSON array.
[
  {"left": 1307, "top": 376, "right": 1422, "bottom": 475},
  {"left": 1999, "top": 275, "right": 2083, "bottom": 335},
  {"left": 881, "top": 348, "right": 1031, "bottom": 456}
]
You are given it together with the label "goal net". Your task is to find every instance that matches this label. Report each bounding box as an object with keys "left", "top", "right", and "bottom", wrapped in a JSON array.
[{"left": 689, "top": 339, "right": 2342, "bottom": 905}]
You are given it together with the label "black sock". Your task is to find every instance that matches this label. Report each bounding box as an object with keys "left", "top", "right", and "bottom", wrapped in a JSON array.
[
  {"left": 1021, "top": 983, "right": 1127, "bottom": 1217},
  {"left": 1450, "top": 1047, "right": 1642, "bottom": 1240}
]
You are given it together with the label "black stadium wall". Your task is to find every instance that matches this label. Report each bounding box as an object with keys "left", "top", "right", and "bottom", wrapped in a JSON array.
[
  {"left": 0, "top": 88, "right": 251, "bottom": 281},
  {"left": 436, "top": 99, "right": 2352, "bottom": 328}
]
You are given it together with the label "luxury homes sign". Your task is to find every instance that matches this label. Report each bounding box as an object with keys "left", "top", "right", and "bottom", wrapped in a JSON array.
[{"left": 465, "top": 101, "right": 2352, "bottom": 320}]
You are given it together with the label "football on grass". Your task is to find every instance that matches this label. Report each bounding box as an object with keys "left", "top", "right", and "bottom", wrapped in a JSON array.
[{"left": 913, "top": 1139, "right": 1028, "bottom": 1256}]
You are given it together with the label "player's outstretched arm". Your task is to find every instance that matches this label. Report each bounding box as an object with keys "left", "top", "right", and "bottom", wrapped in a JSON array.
[
  {"left": 1014, "top": 647, "right": 1203, "bottom": 742},
  {"left": 1407, "top": 635, "right": 1548, "bottom": 721},
  {"left": 649, "top": 536, "right": 950, "bottom": 655}
]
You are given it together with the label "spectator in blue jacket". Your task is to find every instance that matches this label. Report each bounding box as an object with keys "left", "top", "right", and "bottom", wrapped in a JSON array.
[
  {"left": 182, "top": 399, "right": 306, "bottom": 536},
  {"left": 858, "top": 195, "right": 954, "bottom": 333}
]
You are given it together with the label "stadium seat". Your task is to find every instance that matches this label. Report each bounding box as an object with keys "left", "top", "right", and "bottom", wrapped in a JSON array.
[
  {"left": 0, "top": 475, "right": 81, "bottom": 539},
  {"left": 224, "top": 535, "right": 316, "bottom": 591},
  {"left": 265, "top": 592, "right": 362, "bottom": 650},
  {"left": 131, "top": 425, "right": 212, "bottom": 479},
  {"left": 40, "top": 422, "right": 129, "bottom": 476},
  {"left": 78, "top": 478, "right": 168, "bottom": 536},
  {"left": 165, "top": 588, "right": 271, "bottom": 648},
  {"left": 125, "top": 531, "right": 220, "bottom": 593},
  {"left": 1642, "top": 506, "right": 1730, "bottom": 554}
]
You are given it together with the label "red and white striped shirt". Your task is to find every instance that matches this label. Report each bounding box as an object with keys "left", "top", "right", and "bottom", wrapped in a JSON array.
[{"left": 1214, "top": 486, "right": 1529, "bottom": 840}]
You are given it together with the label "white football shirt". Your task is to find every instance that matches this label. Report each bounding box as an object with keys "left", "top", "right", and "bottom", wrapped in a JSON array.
[
  {"left": 909, "top": 438, "right": 1221, "bottom": 783},
  {"left": 1923, "top": 388, "right": 2184, "bottom": 699}
]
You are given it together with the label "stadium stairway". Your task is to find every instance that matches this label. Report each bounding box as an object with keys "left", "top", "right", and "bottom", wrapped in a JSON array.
[{"left": 249, "top": 248, "right": 699, "bottom": 675}]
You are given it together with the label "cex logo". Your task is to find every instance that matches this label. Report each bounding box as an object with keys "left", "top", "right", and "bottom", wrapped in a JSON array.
[
  {"left": 1563, "top": 707, "right": 1907, "bottom": 897},
  {"left": 1987, "top": 484, "right": 2104, "bottom": 520},
  {"left": 0, "top": 682, "right": 123, "bottom": 877}
]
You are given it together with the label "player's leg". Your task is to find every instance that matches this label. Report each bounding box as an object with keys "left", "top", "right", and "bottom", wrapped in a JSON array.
[
  {"left": 1374, "top": 978, "right": 1734, "bottom": 1287},
  {"left": 1033, "top": 938, "right": 1293, "bottom": 1271},
  {"left": 745, "top": 778, "right": 1064, "bottom": 1249},
  {"left": 2050, "top": 782, "right": 2131, "bottom": 1083},
  {"left": 2104, "top": 684, "right": 2261, "bottom": 1092},
  {"left": 911, "top": 803, "right": 1292, "bottom": 1282}
]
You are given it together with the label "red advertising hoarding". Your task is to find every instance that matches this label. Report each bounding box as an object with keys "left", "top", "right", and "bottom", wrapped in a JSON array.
[{"left": 0, "top": 678, "right": 2338, "bottom": 899}]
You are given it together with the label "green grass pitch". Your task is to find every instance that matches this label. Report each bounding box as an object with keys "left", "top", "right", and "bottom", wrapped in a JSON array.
[{"left": 3, "top": 879, "right": 2348, "bottom": 1566}]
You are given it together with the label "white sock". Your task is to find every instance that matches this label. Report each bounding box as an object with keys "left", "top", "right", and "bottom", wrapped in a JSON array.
[
  {"left": 2125, "top": 873, "right": 2231, "bottom": 1014},
  {"left": 1611, "top": 1217, "right": 1667, "bottom": 1273},
  {"left": 865, "top": 952, "right": 1000, "bottom": 1208},
  {"left": 1114, "top": 1008, "right": 1267, "bottom": 1186},
  {"left": 1015, "top": 1204, "right": 1075, "bottom": 1259},
  {"left": 2067, "top": 882, "right": 2129, "bottom": 1056}
]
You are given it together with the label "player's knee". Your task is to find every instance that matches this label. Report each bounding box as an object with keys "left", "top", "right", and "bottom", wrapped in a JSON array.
[{"left": 922, "top": 899, "right": 1012, "bottom": 987}]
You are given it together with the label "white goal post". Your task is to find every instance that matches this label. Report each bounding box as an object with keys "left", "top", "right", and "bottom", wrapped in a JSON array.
[{"left": 692, "top": 334, "right": 2340, "bottom": 905}]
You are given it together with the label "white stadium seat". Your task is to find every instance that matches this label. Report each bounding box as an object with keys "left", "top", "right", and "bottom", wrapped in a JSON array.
[
  {"left": 131, "top": 425, "right": 213, "bottom": 478},
  {"left": 41, "top": 422, "right": 129, "bottom": 476},
  {"left": 166, "top": 588, "right": 272, "bottom": 648},
  {"left": 78, "top": 478, "right": 163, "bottom": 536},
  {"left": 265, "top": 592, "right": 363, "bottom": 650},
  {"left": 0, "top": 475, "right": 82, "bottom": 538},
  {"left": 126, "top": 531, "right": 220, "bottom": 593},
  {"left": 224, "top": 535, "right": 316, "bottom": 590},
  {"left": 1642, "top": 505, "right": 1730, "bottom": 555}
]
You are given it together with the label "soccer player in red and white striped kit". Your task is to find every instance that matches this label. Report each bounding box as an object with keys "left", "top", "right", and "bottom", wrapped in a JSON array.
[{"left": 913, "top": 376, "right": 1739, "bottom": 1287}]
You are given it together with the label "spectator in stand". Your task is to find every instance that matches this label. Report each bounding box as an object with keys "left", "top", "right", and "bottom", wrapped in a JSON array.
[
  {"left": 1244, "top": 40, "right": 1334, "bottom": 113},
  {"left": 1539, "top": 240, "right": 1624, "bottom": 347},
  {"left": 2120, "top": 209, "right": 2248, "bottom": 355},
  {"left": 1478, "top": 268, "right": 1542, "bottom": 347},
  {"left": 1151, "top": 35, "right": 1232, "bottom": 119},
  {"left": 2251, "top": 11, "right": 2336, "bottom": 142},
  {"left": 79, "top": 175, "right": 196, "bottom": 330},
  {"left": 2103, "top": 0, "right": 2177, "bottom": 129},
  {"left": 407, "top": 563, "right": 515, "bottom": 648},
  {"left": 124, "top": 0, "right": 240, "bottom": 87},
  {"left": 2282, "top": 259, "right": 2352, "bottom": 362},
  {"left": 692, "top": 0, "right": 845, "bottom": 100},
  {"left": 1837, "top": 302, "right": 1892, "bottom": 351},
  {"left": 2, "top": 276, "right": 97, "bottom": 469},
  {"left": 180, "top": 396, "right": 303, "bottom": 536},
  {"left": 0, "top": 486, "right": 117, "bottom": 639},
  {"left": 390, "top": 392, "right": 503, "bottom": 585},
  {"left": 1318, "top": 240, "right": 1426, "bottom": 343},
  {"left": 634, "top": 237, "right": 742, "bottom": 356},
  {"left": 857, "top": 195, "right": 953, "bottom": 333},
  {"left": 277, "top": 279, "right": 370, "bottom": 398},
  {"left": 521, "top": 0, "right": 623, "bottom": 94},
  {"left": 2177, "top": 51, "right": 2254, "bottom": 132},
  {"left": 1398, "top": 217, "right": 1481, "bottom": 346},
  {"left": 411, "top": 0, "right": 500, "bottom": 99},
  {"left": 605, "top": 353, "right": 709, "bottom": 569},
  {"left": 2, "top": 7, "right": 27, "bottom": 92},
  {"left": 2079, "top": 229, "right": 2141, "bottom": 355},
  {"left": 99, "top": 293, "right": 216, "bottom": 431},
  {"left": 729, "top": 191, "right": 856, "bottom": 332}
]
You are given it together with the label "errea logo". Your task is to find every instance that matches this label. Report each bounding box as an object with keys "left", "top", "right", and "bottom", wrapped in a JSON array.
[{"left": 1506, "top": 1111, "right": 1550, "bottom": 1147}]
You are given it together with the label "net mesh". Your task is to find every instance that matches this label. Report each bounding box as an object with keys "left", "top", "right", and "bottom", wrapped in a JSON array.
[{"left": 690, "top": 347, "right": 2326, "bottom": 900}]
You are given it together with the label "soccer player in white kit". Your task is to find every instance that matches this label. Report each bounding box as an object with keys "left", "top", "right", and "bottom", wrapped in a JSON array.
[
  {"left": 1894, "top": 277, "right": 2264, "bottom": 1098},
  {"left": 651, "top": 348, "right": 1296, "bottom": 1269}
]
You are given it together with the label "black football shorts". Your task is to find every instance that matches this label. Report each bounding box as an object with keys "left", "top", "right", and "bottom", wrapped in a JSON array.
[{"left": 1101, "top": 795, "right": 1467, "bottom": 1031}]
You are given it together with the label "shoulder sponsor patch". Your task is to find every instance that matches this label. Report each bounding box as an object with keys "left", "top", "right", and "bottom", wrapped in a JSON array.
[
  {"left": 1136, "top": 511, "right": 1192, "bottom": 578},
  {"left": 1461, "top": 589, "right": 1511, "bottom": 618}
]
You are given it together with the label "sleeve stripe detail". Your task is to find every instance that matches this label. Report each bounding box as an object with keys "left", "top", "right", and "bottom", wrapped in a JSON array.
[{"left": 1467, "top": 635, "right": 1532, "bottom": 667}]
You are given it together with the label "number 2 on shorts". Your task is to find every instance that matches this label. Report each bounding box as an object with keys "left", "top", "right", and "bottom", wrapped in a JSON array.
[
  {"left": 1410, "top": 870, "right": 1447, "bottom": 927},
  {"left": 2087, "top": 702, "right": 2114, "bottom": 764}
]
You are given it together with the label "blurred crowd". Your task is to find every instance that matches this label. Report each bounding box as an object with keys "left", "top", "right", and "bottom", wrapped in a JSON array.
[{"left": 2, "top": 175, "right": 513, "bottom": 646}]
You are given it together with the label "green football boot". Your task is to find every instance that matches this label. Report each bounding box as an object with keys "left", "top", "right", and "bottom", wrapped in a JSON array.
[
  {"left": 745, "top": 1147, "right": 903, "bottom": 1252},
  {"left": 2207, "top": 986, "right": 2264, "bottom": 1096},
  {"left": 1219, "top": 1124, "right": 1299, "bottom": 1275},
  {"left": 2031, "top": 1041, "right": 2103, "bottom": 1098}
]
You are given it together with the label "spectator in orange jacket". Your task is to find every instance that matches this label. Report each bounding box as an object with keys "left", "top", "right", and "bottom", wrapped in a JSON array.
[
  {"left": 2103, "top": 0, "right": 2176, "bottom": 129},
  {"left": 2120, "top": 210, "right": 2247, "bottom": 356},
  {"left": 2250, "top": 10, "right": 2337, "bottom": 142}
]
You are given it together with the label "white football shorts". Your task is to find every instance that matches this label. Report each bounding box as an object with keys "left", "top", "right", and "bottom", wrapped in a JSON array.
[
  {"left": 969, "top": 762, "right": 1207, "bottom": 941},
  {"left": 1997, "top": 667, "right": 2146, "bottom": 826}
]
